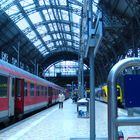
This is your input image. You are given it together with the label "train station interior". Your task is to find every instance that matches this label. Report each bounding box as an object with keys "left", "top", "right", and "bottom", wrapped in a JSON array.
[{"left": 0, "top": 0, "right": 140, "bottom": 140}]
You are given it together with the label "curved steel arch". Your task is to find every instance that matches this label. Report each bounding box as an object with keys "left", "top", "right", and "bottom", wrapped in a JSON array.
[
  {"left": 34, "top": 38, "right": 79, "bottom": 46},
  {"left": 6, "top": 4, "right": 81, "bottom": 23},
  {"left": 42, "top": 39, "right": 79, "bottom": 47},
  {"left": 40, "top": 50, "right": 80, "bottom": 68},
  {"left": 48, "top": 45, "right": 79, "bottom": 53},
  {"left": 29, "top": 31, "right": 79, "bottom": 43},
  {"left": 22, "top": 20, "right": 80, "bottom": 33}
]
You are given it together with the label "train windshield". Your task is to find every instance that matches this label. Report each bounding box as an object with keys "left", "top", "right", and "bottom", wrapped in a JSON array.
[{"left": 117, "top": 88, "right": 120, "bottom": 96}]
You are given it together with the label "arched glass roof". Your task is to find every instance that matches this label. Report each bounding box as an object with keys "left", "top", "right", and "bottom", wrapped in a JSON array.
[
  {"left": 0, "top": 0, "right": 84, "bottom": 56},
  {"left": 0, "top": 0, "right": 99, "bottom": 60}
]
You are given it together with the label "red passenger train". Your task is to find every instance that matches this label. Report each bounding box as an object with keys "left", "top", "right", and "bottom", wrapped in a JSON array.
[{"left": 0, "top": 60, "right": 68, "bottom": 122}]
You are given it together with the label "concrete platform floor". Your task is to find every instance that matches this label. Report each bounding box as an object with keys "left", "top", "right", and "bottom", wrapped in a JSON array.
[{"left": 0, "top": 99, "right": 140, "bottom": 140}]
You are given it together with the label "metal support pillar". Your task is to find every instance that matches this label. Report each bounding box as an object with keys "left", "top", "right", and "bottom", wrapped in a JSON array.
[
  {"left": 81, "top": 53, "right": 84, "bottom": 98},
  {"left": 78, "top": 57, "right": 82, "bottom": 98},
  {"left": 89, "top": 47, "right": 96, "bottom": 140},
  {"left": 81, "top": 58, "right": 84, "bottom": 98}
]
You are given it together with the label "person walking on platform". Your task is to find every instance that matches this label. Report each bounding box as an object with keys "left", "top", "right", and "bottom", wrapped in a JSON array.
[{"left": 58, "top": 91, "right": 65, "bottom": 108}]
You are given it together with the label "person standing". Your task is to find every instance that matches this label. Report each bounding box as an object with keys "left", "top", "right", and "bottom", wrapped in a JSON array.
[{"left": 58, "top": 91, "right": 65, "bottom": 108}]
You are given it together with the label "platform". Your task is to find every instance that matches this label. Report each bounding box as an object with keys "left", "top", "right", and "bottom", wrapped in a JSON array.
[{"left": 0, "top": 99, "right": 140, "bottom": 140}]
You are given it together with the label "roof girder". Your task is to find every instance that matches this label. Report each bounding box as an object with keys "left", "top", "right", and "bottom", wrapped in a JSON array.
[
  {"left": 15, "top": 1, "right": 51, "bottom": 52},
  {"left": 24, "top": 30, "right": 79, "bottom": 43},
  {"left": 4, "top": 3, "right": 81, "bottom": 23}
]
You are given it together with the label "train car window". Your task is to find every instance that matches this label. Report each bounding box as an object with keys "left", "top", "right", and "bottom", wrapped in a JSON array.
[
  {"left": 41, "top": 86, "right": 44, "bottom": 96},
  {"left": 0, "top": 75, "right": 8, "bottom": 97},
  {"left": 36, "top": 85, "right": 40, "bottom": 96},
  {"left": 102, "top": 90, "right": 106, "bottom": 97},
  {"left": 12, "top": 78, "right": 15, "bottom": 97},
  {"left": 45, "top": 87, "right": 48, "bottom": 96},
  {"left": 30, "top": 83, "right": 34, "bottom": 96},
  {"left": 24, "top": 82, "right": 28, "bottom": 96},
  {"left": 117, "top": 88, "right": 120, "bottom": 96}
]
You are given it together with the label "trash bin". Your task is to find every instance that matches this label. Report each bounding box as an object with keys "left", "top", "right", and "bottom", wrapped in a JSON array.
[{"left": 77, "top": 98, "right": 89, "bottom": 118}]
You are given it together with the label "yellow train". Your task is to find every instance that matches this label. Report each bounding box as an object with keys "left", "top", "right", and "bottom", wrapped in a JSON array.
[
  {"left": 101, "top": 85, "right": 123, "bottom": 106},
  {"left": 95, "top": 85, "right": 123, "bottom": 106}
]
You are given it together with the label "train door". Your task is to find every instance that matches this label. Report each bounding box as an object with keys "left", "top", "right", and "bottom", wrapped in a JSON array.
[
  {"left": 48, "top": 87, "right": 53, "bottom": 105},
  {"left": 15, "top": 78, "right": 24, "bottom": 115},
  {"left": 8, "top": 77, "right": 15, "bottom": 116}
]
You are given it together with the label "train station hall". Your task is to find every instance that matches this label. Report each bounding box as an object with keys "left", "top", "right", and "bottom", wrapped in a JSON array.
[{"left": 0, "top": 0, "right": 140, "bottom": 140}]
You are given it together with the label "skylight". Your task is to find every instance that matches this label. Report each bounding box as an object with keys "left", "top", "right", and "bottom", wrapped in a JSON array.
[
  {"left": 59, "top": 0, "right": 67, "bottom": 5},
  {"left": 43, "top": 10, "right": 50, "bottom": 20},
  {"left": 34, "top": 40, "right": 42, "bottom": 47},
  {"left": 64, "top": 24, "right": 70, "bottom": 31},
  {"left": 48, "top": 43, "right": 54, "bottom": 48},
  {"left": 43, "top": 35, "right": 51, "bottom": 41},
  {"left": 20, "top": 0, "right": 34, "bottom": 7},
  {"left": 48, "top": 9, "right": 55, "bottom": 20},
  {"left": 29, "top": 12, "right": 43, "bottom": 24},
  {"left": 72, "top": 14, "right": 80, "bottom": 23},
  {"left": 0, "top": 0, "right": 99, "bottom": 57},
  {"left": 66, "top": 34, "right": 71, "bottom": 39},
  {"left": 61, "top": 10, "right": 69, "bottom": 20},
  {"left": 52, "top": 34, "right": 57, "bottom": 40},
  {"left": 5, "top": 5, "right": 19, "bottom": 15},
  {"left": 26, "top": 31, "right": 36, "bottom": 40},
  {"left": 16, "top": 18, "right": 30, "bottom": 30},
  {"left": 37, "top": 25, "right": 47, "bottom": 34}
]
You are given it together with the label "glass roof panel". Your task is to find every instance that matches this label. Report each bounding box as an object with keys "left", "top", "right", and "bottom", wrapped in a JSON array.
[
  {"left": 0, "top": 0, "right": 13, "bottom": 9},
  {"left": 44, "top": 0, "right": 50, "bottom": 5},
  {"left": 36, "top": 25, "right": 47, "bottom": 34},
  {"left": 71, "top": 4, "right": 81, "bottom": 10},
  {"left": 43, "top": 51, "right": 49, "bottom": 56},
  {"left": 39, "top": 46, "right": 46, "bottom": 52},
  {"left": 72, "top": 14, "right": 80, "bottom": 23},
  {"left": 43, "top": 35, "right": 51, "bottom": 41},
  {"left": 20, "top": 0, "right": 34, "bottom": 7},
  {"left": 56, "top": 41, "right": 60, "bottom": 46},
  {"left": 48, "top": 24, "right": 54, "bottom": 31},
  {"left": 47, "top": 43, "right": 54, "bottom": 48},
  {"left": 5, "top": 5, "right": 19, "bottom": 15},
  {"left": 52, "top": 34, "right": 57, "bottom": 40},
  {"left": 39, "top": 0, "right": 44, "bottom": 6},
  {"left": 74, "top": 36, "right": 79, "bottom": 41},
  {"left": 22, "top": 2, "right": 35, "bottom": 11},
  {"left": 48, "top": 9, "right": 55, "bottom": 20},
  {"left": 0, "top": 0, "right": 100, "bottom": 58},
  {"left": 68, "top": 42, "right": 72, "bottom": 46},
  {"left": 73, "top": 27, "right": 80, "bottom": 34},
  {"left": 59, "top": 0, "right": 67, "bottom": 5},
  {"left": 33, "top": 40, "right": 42, "bottom": 47},
  {"left": 16, "top": 18, "right": 30, "bottom": 30},
  {"left": 43, "top": 10, "right": 50, "bottom": 20},
  {"left": 26, "top": 31, "right": 36, "bottom": 40},
  {"left": 66, "top": 34, "right": 71, "bottom": 40},
  {"left": 53, "top": 23, "right": 58, "bottom": 31},
  {"left": 64, "top": 24, "right": 70, "bottom": 31},
  {"left": 58, "top": 9, "right": 61, "bottom": 19},
  {"left": 56, "top": 33, "right": 61, "bottom": 39},
  {"left": 29, "top": 12, "right": 43, "bottom": 24},
  {"left": 61, "top": 10, "right": 69, "bottom": 20},
  {"left": 59, "top": 41, "right": 62, "bottom": 45}
]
